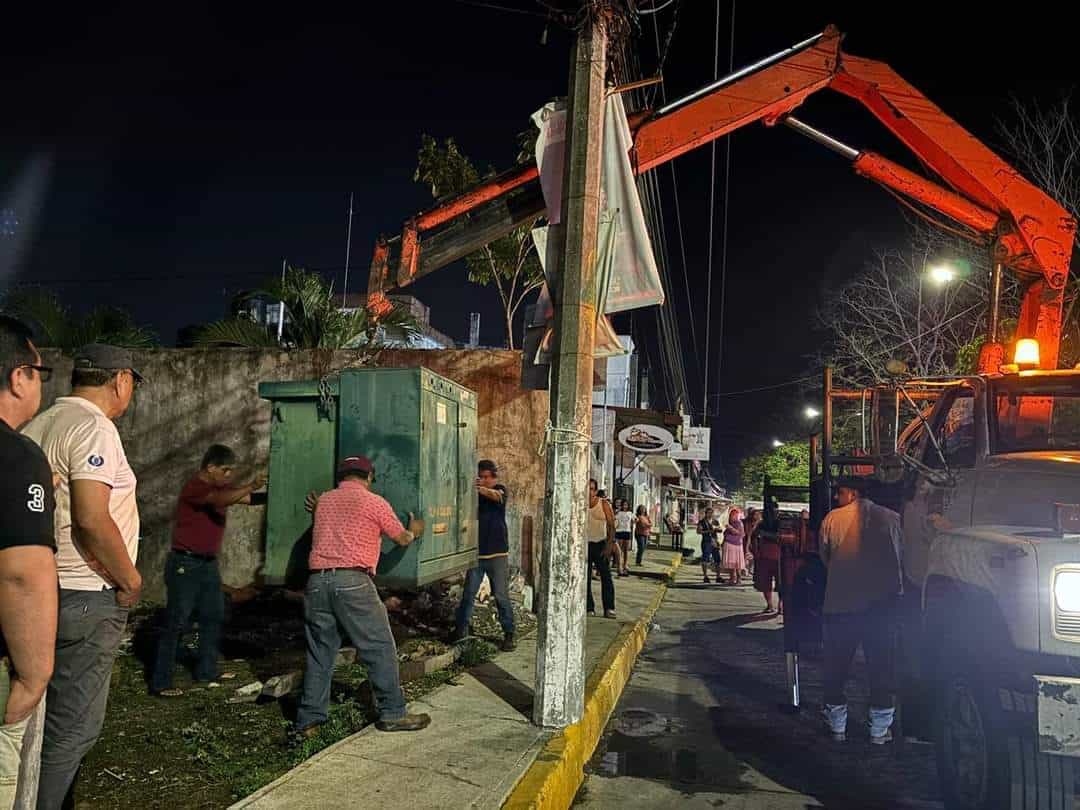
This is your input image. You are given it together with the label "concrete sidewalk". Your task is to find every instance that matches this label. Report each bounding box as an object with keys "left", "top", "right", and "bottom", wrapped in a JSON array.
[{"left": 231, "top": 549, "right": 680, "bottom": 810}]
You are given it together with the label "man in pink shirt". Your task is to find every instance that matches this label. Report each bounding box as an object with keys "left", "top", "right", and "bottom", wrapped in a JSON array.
[{"left": 294, "top": 456, "right": 429, "bottom": 738}]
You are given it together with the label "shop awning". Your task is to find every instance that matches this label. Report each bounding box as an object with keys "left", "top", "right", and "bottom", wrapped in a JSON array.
[{"left": 644, "top": 454, "right": 681, "bottom": 479}]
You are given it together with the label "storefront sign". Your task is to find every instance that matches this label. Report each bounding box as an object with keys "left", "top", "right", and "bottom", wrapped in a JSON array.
[
  {"left": 670, "top": 426, "right": 711, "bottom": 461},
  {"left": 618, "top": 423, "right": 674, "bottom": 454}
]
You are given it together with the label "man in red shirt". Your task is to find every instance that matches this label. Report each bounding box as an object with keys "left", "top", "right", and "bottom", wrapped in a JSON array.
[
  {"left": 150, "top": 444, "right": 265, "bottom": 696},
  {"left": 294, "top": 456, "right": 429, "bottom": 737}
]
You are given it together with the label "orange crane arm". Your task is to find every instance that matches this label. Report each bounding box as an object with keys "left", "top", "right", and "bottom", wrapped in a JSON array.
[{"left": 368, "top": 25, "right": 1075, "bottom": 367}]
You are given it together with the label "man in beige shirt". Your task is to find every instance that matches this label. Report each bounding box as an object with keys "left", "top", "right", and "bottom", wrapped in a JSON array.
[
  {"left": 818, "top": 478, "right": 903, "bottom": 745},
  {"left": 22, "top": 344, "right": 142, "bottom": 810}
]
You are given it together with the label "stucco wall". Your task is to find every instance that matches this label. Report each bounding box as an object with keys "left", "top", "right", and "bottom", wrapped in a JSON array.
[{"left": 36, "top": 348, "right": 548, "bottom": 600}]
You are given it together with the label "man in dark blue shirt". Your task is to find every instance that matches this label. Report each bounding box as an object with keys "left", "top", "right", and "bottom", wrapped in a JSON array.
[{"left": 453, "top": 460, "right": 516, "bottom": 651}]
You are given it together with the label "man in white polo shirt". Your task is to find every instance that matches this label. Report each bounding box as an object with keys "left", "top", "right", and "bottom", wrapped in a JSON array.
[{"left": 21, "top": 344, "right": 142, "bottom": 810}]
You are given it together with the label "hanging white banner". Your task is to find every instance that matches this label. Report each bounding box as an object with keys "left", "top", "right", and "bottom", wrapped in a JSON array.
[{"left": 531, "top": 95, "right": 665, "bottom": 315}]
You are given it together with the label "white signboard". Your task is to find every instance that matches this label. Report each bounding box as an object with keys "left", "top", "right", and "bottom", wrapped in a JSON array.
[
  {"left": 617, "top": 423, "right": 674, "bottom": 454},
  {"left": 670, "top": 427, "right": 711, "bottom": 461}
]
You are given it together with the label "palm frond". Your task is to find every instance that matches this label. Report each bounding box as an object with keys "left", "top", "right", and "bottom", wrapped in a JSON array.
[
  {"left": 1, "top": 287, "right": 72, "bottom": 348},
  {"left": 194, "top": 319, "right": 279, "bottom": 348},
  {"left": 1, "top": 288, "right": 158, "bottom": 351}
]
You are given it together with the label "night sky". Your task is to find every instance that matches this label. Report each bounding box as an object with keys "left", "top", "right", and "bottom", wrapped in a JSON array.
[{"left": 2, "top": 2, "right": 1074, "bottom": 483}]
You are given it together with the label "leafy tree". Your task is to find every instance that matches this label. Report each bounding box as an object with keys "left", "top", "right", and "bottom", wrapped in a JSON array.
[
  {"left": 737, "top": 441, "right": 810, "bottom": 500},
  {"left": 1, "top": 287, "right": 157, "bottom": 351},
  {"left": 414, "top": 134, "right": 544, "bottom": 349}
]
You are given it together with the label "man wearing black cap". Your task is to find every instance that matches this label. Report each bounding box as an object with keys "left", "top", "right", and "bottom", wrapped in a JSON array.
[
  {"left": 818, "top": 477, "right": 903, "bottom": 746},
  {"left": 295, "top": 456, "right": 430, "bottom": 738},
  {"left": 21, "top": 344, "right": 144, "bottom": 809}
]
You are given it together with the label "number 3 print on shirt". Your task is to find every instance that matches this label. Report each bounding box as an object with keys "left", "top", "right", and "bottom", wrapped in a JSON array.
[{"left": 27, "top": 484, "right": 46, "bottom": 513}]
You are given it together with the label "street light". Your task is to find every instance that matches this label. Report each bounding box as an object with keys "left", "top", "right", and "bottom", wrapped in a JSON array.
[
  {"left": 772, "top": 438, "right": 785, "bottom": 448},
  {"left": 927, "top": 263, "right": 957, "bottom": 285},
  {"left": 804, "top": 406, "right": 820, "bottom": 419}
]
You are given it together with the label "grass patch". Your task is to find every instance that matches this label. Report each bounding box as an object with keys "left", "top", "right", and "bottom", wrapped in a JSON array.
[
  {"left": 76, "top": 594, "right": 537, "bottom": 808},
  {"left": 458, "top": 637, "right": 498, "bottom": 668}
]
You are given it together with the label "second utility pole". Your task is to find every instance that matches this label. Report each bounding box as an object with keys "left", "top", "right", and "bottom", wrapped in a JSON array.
[{"left": 534, "top": 6, "right": 610, "bottom": 728}]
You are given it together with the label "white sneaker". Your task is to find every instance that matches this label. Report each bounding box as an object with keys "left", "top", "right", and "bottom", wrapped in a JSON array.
[
  {"left": 870, "top": 728, "right": 893, "bottom": 745},
  {"left": 867, "top": 707, "right": 895, "bottom": 744},
  {"left": 821, "top": 704, "right": 847, "bottom": 742}
]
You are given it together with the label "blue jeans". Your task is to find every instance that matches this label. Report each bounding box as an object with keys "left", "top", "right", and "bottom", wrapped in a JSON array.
[
  {"left": 296, "top": 569, "right": 406, "bottom": 730},
  {"left": 151, "top": 553, "right": 224, "bottom": 692},
  {"left": 455, "top": 557, "right": 515, "bottom": 637},
  {"left": 635, "top": 535, "right": 648, "bottom": 566}
]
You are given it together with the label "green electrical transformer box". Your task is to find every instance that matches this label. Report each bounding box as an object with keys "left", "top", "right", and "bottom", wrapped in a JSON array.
[{"left": 258, "top": 367, "right": 478, "bottom": 590}]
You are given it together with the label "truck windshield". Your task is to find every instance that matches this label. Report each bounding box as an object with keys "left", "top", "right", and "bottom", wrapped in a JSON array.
[{"left": 991, "top": 378, "right": 1080, "bottom": 453}]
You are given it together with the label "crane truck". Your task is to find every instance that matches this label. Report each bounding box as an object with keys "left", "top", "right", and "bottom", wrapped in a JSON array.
[{"left": 365, "top": 25, "right": 1080, "bottom": 810}]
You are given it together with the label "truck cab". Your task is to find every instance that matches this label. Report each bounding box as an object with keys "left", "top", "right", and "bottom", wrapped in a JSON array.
[
  {"left": 814, "top": 368, "right": 1080, "bottom": 810},
  {"left": 900, "top": 371, "right": 1080, "bottom": 579}
]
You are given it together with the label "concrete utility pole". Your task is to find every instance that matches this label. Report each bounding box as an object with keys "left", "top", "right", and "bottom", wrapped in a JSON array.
[{"left": 534, "top": 5, "right": 610, "bottom": 728}]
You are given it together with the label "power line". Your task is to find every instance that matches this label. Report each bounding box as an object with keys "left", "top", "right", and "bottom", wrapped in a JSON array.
[
  {"left": 19, "top": 270, "right": 272, "bottom": 285},
  {"left": 709, "top": 300, "right": 987, "bottom": 399},
  {"left": 702, "top": 0, "right": 721, "bottom": 421},
  {"left": 615, "top": 32, "right": 692, "bottom": 414},
  {"left": 715, "top": 0, "right": 735, "bottom": 379},
  {"left": 17, "top": 262, "right": 365, "bottom": 287},
  {"left": 635, "top": 46, "right": 692, "bottom": 412},
  {"left": 649, "top": 9, "right": 700, "bottom": 382},
  {"left": 711, "top": 376, "right": 818, "bottom": 398},
  {"left": 638, "top": 0, "right": 678, "bottom": 14},
  {"left": 452, "top": 0, "right": 550, "bottom": 17}
]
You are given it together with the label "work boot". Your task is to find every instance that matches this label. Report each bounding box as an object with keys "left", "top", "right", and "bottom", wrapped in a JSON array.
[
  {"left": 501, "top": 633, "right": 516, "bottom": 652},
  {"left": 288, "top": 723, "right": 323, "bottom": 746},
  {"left": 376, "top": 713, "right": 431, "bottom": 733}
]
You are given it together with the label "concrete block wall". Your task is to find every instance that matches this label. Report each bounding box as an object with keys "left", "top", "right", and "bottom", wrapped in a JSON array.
[{"left": 36, "top": 348, "right": 549, "bottom": 600}]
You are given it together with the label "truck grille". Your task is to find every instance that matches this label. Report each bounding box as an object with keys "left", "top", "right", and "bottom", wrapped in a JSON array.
[{"left": 1055, "top": 611, "right": 1080, "bottom": 640}]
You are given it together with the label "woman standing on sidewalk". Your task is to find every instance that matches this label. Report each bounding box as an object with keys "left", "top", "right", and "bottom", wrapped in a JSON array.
[
  {"left": 634, "top": 505, "right": 652, "bottom": 567},
  {"left": 586, "top": 479, "right": 617, "bottom": 618},
  {"left": 722, "top": 507, "right": 747, "bottom": 585},
  {"left": 614, "top": 500, "right": 634, "bottom": 576}
]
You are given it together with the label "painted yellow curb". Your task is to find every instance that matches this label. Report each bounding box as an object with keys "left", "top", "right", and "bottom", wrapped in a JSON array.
[{"left": 502, "top": 553, "right": 683, "bottom": 810}]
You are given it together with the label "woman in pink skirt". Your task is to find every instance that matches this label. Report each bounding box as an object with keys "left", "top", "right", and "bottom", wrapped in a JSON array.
[{"left": 722, "top": 507, "right": 746, "bottom": 585}]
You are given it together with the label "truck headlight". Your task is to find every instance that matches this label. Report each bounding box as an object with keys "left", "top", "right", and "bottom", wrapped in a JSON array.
[{"left": 1054, "top": 571, "right": 1080, "bottom": 613}]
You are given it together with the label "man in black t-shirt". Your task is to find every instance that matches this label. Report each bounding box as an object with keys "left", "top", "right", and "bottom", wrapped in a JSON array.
[
  {"left": 453, "top": 460, "right": 516, "bottom": 651},
  {"left": 0, "top": 316, "right": 57, "bottom": 809}
]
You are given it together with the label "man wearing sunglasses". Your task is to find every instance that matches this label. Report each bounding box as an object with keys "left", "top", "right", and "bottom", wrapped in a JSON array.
[
  {"left": 0, "top": 316, "right": 57, "bottom": 810},
  {"left": 21, "top": 343, "right": 143, "bottom": 810}
]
